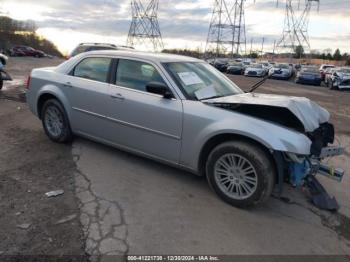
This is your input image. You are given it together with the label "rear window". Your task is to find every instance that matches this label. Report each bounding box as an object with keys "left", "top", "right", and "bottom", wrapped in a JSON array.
[{"left": 73, "top": 57, "right": 112, "bottom": 83}]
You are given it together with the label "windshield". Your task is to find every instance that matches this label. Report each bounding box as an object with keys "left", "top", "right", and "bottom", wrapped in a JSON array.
[
  {"left": 163, "top": 62, "right": 243, "bottom": 100},
  {"left": 229, "top": 62, "right": 242, "bottom": 66},
  {"left": 275, "top": 64, "right": 289, "bottom": 69},
  {"left": 302, "top": 68, "right": 319, "bottom": 73},
  {"left": 251, "top": 64, "right": 263, "bottom": 69}
]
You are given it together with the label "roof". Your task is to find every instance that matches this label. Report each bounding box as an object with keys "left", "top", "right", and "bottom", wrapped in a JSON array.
[{"left": 80, "top": 50, "right": 202, "bottom": 63}]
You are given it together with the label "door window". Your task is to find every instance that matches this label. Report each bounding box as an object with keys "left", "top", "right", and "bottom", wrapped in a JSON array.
[
  {"left": 74, "top": 57, "right": 112, "bottom": 83},
  {"left": 116, "top": 59, "right": 166, "bottom": 92}
]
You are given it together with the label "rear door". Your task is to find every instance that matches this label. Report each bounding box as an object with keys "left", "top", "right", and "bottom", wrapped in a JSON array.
[
  {"left": 63, "top": 56, "right": 113, "bottom": 139},
  {"left": 107, "top": 58, "right": 183, "bottom": 163}
]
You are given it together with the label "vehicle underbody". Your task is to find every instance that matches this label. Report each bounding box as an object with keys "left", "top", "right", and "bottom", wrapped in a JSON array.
[{"left": 210, "top": 102, "right": 345, "bottom": 211}]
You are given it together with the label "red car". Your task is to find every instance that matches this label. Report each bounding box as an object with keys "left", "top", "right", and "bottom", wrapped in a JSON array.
[{"left": 9, "top": 46, "right": 45, "bottom": 58}]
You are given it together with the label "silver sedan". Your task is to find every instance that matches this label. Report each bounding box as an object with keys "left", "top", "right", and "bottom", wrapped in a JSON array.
[{"left": 26, "top": 50, "right": 341, "bottom": 208}]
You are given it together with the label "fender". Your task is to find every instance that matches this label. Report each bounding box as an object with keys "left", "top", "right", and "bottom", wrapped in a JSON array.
[{"left": 179, "top": 101, "right": 312, "bottom": 172}]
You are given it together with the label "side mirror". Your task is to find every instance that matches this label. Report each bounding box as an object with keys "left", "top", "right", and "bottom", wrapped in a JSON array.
[{"left": 146, "top": 82, "right": 173, "bottom": 99}]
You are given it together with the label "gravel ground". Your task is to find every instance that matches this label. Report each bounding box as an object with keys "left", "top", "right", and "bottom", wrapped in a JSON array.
[{"left": 0, "top": 58, "right": 85, "bottom": 260}]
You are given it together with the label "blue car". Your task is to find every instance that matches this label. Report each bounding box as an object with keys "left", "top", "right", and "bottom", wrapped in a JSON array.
[{"left": 295, "top": 67, "right": 322, "bottom": 86}]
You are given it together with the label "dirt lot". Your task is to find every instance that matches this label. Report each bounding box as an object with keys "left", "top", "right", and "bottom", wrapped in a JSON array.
[{"left": 1, "top": 57, "right": 350, "bottom": 260}]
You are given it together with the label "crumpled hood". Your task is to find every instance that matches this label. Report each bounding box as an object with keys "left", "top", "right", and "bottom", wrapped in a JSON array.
[{"left": 206, "top": 93, "right": 330, "bottom": 132}]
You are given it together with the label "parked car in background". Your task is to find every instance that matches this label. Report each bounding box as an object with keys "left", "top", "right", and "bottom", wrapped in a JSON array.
[
  {"left": 68, "top": 43, "right": 134, "bottom": 59},
  {"left": 0, "top": 53, "right": 12, "bottom": 90},
  {"left": 295, "top": 66, "right": 322, "bottom": 86},
  {"left": 294, "top": 64, "right": 301, "bottom": 70},
  {"left": 324, "top": 67, "right": 336, "bottom": 86},
  {"left": 0, "top": 53, "right": 8, "bottom": 66},
  {"left": 258, "top": 61, "right": 272, "bottom": 72},
  {"left": 26, "top": 50, "right": 344, "bottom": 208},
  {"left": 319, "top": 64, "right": 335, "bottom": 81},
  {"left": 226, "top": 62, "right": 245, "bottom": 75},
  {"left": 328, "top": 67, "right": 350, "bottom": 90},
  {"left": 9, "top": 46, "right": 45, "bottom": 58},
  {"left": 213, "top": 59, "right": 229, "bottom": 72},
  {"left": 244, "top": 63, "right": 267, "bottom": 77},
  {"left": 268, "top": 63, "right": 292, "bottom": 80},
  {"left": 242, "top": 61, "right": 251, "bottom": 69}
]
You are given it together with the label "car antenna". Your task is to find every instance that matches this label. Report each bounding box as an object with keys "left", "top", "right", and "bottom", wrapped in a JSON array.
[{"left": 248, "top": 75, "right": 269, "bottom": 93}]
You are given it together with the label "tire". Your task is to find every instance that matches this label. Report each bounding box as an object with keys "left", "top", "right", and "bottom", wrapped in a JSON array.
[
  {"left": 206, "top": 141, "right": 275, "bottom": 208},
  {"left": 41, "top": 99, "right": 73, "bottom": 143},
  {"left": 0, "top": 77, "right": 3, "bottom": 90}
]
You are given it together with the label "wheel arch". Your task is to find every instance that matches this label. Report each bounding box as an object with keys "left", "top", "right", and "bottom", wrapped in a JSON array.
[
  {"left": 37, "top": 93, "right": 60, "bottom": 119},
  {"left": 36, "top": 88, "right": 71, "bottom": 122},
  {"left": 198, "top": 133, "right": 278, "bottom": 180}
]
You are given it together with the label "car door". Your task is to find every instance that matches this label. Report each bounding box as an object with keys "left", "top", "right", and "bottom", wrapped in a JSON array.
[
  {"left": 63, "top": 56, "right": 113, "bottom": 139},
  {"left": 107, "top": 58, "right": 183, "bottom": 164}
]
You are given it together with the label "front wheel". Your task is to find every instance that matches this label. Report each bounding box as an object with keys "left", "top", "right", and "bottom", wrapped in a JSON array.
[
  {"left": 206, "top": 141, "right": 275, "bottom": 208},
  {"left": 41, "top": 99, "right": 73, "bottom": 143}
]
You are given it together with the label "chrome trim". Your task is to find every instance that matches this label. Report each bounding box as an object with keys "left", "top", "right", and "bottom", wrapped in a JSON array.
[
  {"left": 72, "top": 107, "right": 181, "bottom": 140},
  {"left": 111, "top": 84, "right": 177, "bottom": 100}
]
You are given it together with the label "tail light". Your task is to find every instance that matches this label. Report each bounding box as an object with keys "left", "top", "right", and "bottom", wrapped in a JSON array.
[{"left": 25, "top": 75, "right": 31, "bottom": 89}]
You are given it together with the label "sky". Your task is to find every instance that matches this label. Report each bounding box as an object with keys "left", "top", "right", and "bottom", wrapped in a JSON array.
[{"left": 1, "top": 0, "right": 349, "bottom": 55}]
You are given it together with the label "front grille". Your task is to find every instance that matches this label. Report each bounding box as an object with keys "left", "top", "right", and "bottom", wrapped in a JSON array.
[{"left": 248, "top": 71, "right": 257, "bottom": 76}]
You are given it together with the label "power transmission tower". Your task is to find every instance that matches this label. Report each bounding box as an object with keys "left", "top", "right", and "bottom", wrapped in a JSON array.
[
  {"left": 127, "top": 0, "right": 164, "bottom": 51},
  {"left": 294, "top": 0, "right": 320, "bottom": 54},
  {"left": 276, "top": 0, "right": 319, "bottom": 55},
  {"left": 275, "top": 0, "right": 298, "bottom": 54},
  {"left": 205, "top": 0, "right": 247, "bottom": 58}
]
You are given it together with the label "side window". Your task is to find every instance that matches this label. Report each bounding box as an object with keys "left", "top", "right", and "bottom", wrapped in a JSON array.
[
  {"left": 73, "top": 57, "right": 112, "bottom": 83},
  {"left": 71, "top": 46, "right": 87, "bottom": 57},
  {"left": 116, "top": 59, "right": 166, "bottom": 92}
]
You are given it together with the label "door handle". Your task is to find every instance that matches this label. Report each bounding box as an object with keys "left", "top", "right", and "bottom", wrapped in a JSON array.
[
  {"left": 111, "top": 93, "right": 125, "bottom": 100},
  {"left": 63, "top": 82, "right": 73, "bottom": 88}
]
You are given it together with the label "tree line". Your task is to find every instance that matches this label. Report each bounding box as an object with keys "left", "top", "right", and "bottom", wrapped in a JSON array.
[{"left": 0, "top": 16, "right": 62, "bottom": 57}]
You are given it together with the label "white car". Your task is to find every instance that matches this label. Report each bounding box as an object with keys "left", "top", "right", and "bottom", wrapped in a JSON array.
[
  {"left": 269, "top": 63, "right": 292, "bottom": 80},
  {"left": 259, "top": 61, "right": 272, "bottom": 71},
  {"left": 244, "top": 63, "right": 266, "bottom": 77},
  {"left": 329, "top": 67, "right": 350, "bottom": 90}
]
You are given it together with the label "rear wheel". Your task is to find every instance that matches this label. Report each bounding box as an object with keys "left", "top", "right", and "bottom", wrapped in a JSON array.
[
  {"left": 41, "top": 99, "right": 73, "bottom": 143},
  {"left": 206, "top": 141, "right": 275, "bottom": 208}
]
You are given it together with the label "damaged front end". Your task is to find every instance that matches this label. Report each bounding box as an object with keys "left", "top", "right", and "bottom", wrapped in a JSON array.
[
  {"left": 283, "top": 123, "right": 345, "bottom": 211},
  {"left": 205, "top": 94, "right": 345, "bottom": 211}
]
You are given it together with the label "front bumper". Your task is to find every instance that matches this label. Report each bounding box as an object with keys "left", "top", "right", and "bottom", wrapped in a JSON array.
[
  {"left": 296, "top": 77, "right": 321, "bottom": 85},
  {"left": 245, "top": 71, "right": 264, "bottom": 77},
  {"left": 269, "top": 73, "right": 290, "bottom": 79},
  {"left": 287, "top": 145, "right": 345, "bottom": 187},
  {"left": 227, "top": 68, "right": 243, "bottom": 74}
]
